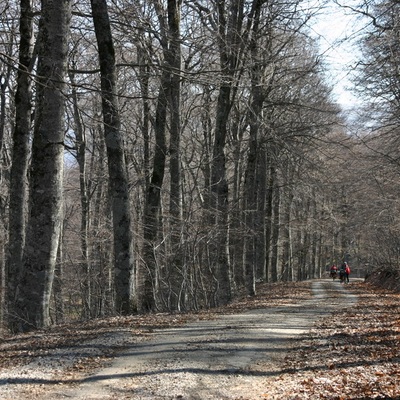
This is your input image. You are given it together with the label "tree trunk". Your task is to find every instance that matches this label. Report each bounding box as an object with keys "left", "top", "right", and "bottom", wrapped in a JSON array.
[
  {"left": 255, "top": 146, "right": 267, "bottom": 282},
  {"left": 137, "top": 44, "right": 151, "bottom": 191},
  {"left": 69, "top": 70, "right": 91, "bottom": 318},
  {"left": 264, "top": 161, "right": 274, "bottom": 282},
  {"left": 139, "top": 0, "right": 184, "bottom": 312},
  {"left": 244, "top": 0, "right": 264, "bottom": 296},
  {"left": 17, "top": 0, "right": 71, "bottom": 332},
  {"left": 167, "top": 0, "right": 183, "bottom": 311},
  {"left": 90, "top": 128, "right": 113, "bottom": 316},
  {"left": 137, "top": 43, "right": 162, "bottom": 312},
  {"left": 211, "top": 83, "right": 232, "bottom": 305},
  {"left": 0, "top": 26, "right": 14, "bottom": 156},
  {"left": 91, "top": 0, "right": 134, "bottom": 315},
  {"left": 54, "top": 227, "right": 64, "bottom": 324},
  {"left": 140, "top": 70, "right": 168, "bottom": 312},
  {"left": 270, "top": 175, "right": 280, "bottom": 282},
  {"left": 210, "top": 0, "right": 235, "bottom": 304},
  {"left": 243, "top": 137, "right": 257, "bottom": 295},
  {"left": 281, "top": 188, "right": 294, "bottom": 282},
  {"left": 0, "top": 226, "right": 5, "bottom": 330},
  {"left": 7, "top": 0, "right": 34, "bottom": 332}
]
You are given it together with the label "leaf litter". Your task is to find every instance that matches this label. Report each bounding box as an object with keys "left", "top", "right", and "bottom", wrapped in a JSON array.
[
  {"left": 0, "top": 280, "right": 399, "bottom": 399},
  {"left": 264, "top": 281, "right": 400, "bottom": 399}
]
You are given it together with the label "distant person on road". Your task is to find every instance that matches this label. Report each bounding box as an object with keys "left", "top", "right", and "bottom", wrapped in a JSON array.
[
  {"left": 339, "top": 262, "right": 346, "bottom": 283},
  {"left": 344, "top": 263, "right": 351, "bottom": 283},
  {"left": 330, "top": 264, "right": 337, "bottom": 279},
  {"left": 340, "top": 262, "right": 350, "bottom": 283}
]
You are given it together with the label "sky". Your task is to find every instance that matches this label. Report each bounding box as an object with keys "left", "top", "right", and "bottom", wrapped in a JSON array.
[{"left": 306, "top": 1, "right": 365, "bottom": 111}]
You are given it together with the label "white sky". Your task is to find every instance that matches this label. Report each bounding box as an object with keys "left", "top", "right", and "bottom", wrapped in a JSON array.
[{"left": 306, "top": 1, "right": 365, "bottom": 110}]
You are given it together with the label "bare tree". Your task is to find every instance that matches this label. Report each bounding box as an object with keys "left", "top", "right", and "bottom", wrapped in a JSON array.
[
  {"left": 166, "top": 0, "right": 183, "bottom": 311},
  {"left": 15, "top": 0, "right": 71, "bottom": 331},
  {"left": 7, "top": 0, "right": 35, "bottom": 332},
  {"left": 90, "top": 0, "right": 134, "bottom": 315}
]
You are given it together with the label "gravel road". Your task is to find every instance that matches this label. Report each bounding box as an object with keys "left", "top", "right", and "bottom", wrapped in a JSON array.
[{"left": 39, "top": 279, "right": 357, "bottom": 400}]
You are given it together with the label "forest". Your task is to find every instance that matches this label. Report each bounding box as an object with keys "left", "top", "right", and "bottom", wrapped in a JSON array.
[{"left": 0, "top": 0, "right": 398, "bottom": 333}]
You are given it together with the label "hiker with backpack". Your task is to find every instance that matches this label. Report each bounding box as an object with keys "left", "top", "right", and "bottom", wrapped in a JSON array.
[
  {"left": 340, "top": 262, "right": 350, "bottom": 284},
  {"left": 344, "top": 263, "right": 351, "bottom": 283}
]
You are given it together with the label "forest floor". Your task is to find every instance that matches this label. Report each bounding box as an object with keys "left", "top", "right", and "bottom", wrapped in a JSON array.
[{"left": 0, "top": 277, "right": 399, "bottom": 399}]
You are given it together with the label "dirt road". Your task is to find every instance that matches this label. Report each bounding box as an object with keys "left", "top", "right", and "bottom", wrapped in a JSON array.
[{"left": 38, "top": 279, "right": 357, "bottom": 400}]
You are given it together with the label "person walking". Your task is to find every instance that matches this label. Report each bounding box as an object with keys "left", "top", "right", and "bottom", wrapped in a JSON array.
[
  {"left": 339, "top": 262, "right": 346, "bottom": 283},
  {"left": 330, "top": 264, "right": 338, "bottom": 280},
  {"left": 344, "top": 262, "right": 351, "bottom": 283}
]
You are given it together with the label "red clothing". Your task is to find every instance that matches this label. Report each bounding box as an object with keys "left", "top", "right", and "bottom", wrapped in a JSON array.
[{"left": 345, "top": 266, "right": 350, "bottom": 274}]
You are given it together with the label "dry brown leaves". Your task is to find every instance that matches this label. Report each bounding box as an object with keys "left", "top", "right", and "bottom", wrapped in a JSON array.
[
  {"left": 2, "top": 280, "right": 399, "bottom": 400},
  {"left": 264, "top": 282, "right": 400, "bottom": 399}
]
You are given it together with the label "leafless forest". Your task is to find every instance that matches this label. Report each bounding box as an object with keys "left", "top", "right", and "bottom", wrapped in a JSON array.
[{"left": 0, "top": 0, "right": 398, "bottom": 332}]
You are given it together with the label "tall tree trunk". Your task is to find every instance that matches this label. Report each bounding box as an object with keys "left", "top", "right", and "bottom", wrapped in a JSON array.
[
  {"left": 54, "top": 227, "right": 64, "bottom": 324},
  {"left": 140, "top": 71, "right": 168, "bottom": 312},
  {"left": 211, "top": 84, "right": 232, "bottom": 305},
  {"left": 198, "top": 86, "right": 217, "bottom": 304},
  {"left": 69, "top": 70, "right": 91, "bottom": 318},
  {"left": 137, "top": 44, "right": 151, "bottom": 191},
  {"left": 0, "top": 232, "right": 4, "bottom": 331},
  {"left": 264, "top": 161, "right": 274, "bottom": 282},
  {"left": 281, "top": 188, "right": 294, "bottom": 282},
  {"left": 228, "top": 107, "right": 245, "bottom": 293},
  {"left": 167, "top": 0, "right": 183, "bottom": 311},
  {"left": 244, "top": 0, "right": 263, "bottom": 296},
  {"left": 91, "top": 0, "right": 134, "bottom": 315},
  {"left": 140, "top": 0, "right": 182, "bottom": 312},
  {"left": 16, "top": 0, "right": 71, "bottom": 332},
  {"left": 90, "top": 127, "right": 113, "bottom": 316},
  {"left": 310, "top": 194, "right": 318, "bottom": 278},
  {"left": 209, "top": 0, "right": 248, "bottom": 305},
  {"left": 0, "top": 22, "right": 14, "bottom": 157},
  {"left": 7, "top": 0, "right": 34, "bottom": 332},
  {"left": 270, "top": 175, "right": 280, "bottom": 282},
  {"left": 255, "top": 146, "right": 267, "bottom": 282},
  {"left": 0, "top": 70, "right": 9, "bottom": 155},
  {"left": 243, "top": 133, "right": 258, "bottom": 296}
]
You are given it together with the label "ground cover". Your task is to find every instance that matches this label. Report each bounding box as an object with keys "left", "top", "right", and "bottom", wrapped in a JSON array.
[
  {"left": 265, "top": 281, "right": 400, "bottom": 399},
  {"left": 0, "top": 279, "right": 399, "bottom": 399}
]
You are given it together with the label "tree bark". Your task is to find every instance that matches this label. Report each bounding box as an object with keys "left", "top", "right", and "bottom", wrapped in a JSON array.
[
  {"left": 7, "top": 0, "right": 34, "bottom": 332},
  {"left": 54, "top": 227, "right": 64, "bottom": 324},
  {"left": 209, "top": 0, "right": 242, "bottom": 305},
  {"left": 139, "top": 0, "right": 183, "bottom": 312},
  {"left": 69, "top": 70, "right": 91, "bottom": 318},
  {"left": 244, "top": 0, "right": 264, "bottom": 296},
  {"left": 167, "top": 0, "right": 183, "bottom": 311},
  {"left": 270, "top": 175, "right": 280, "bottom": 282},
  {"left": 17, "top": 0, "right": 71, "bottom": 332},
  {"left": 140, "top": 70, "right": 168, "bottom": 312},
  {"left": 255, "top": 146, "right": 267, "bottom": 282},
  {"left": 91, "top": 0, "right": 134, "bottom": 315},
  {"left": 281, "top": 186, "right": 294, "bottom": 282},
  {"left": 264, "top": 161, "right": 274, "bottom": 282}
]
